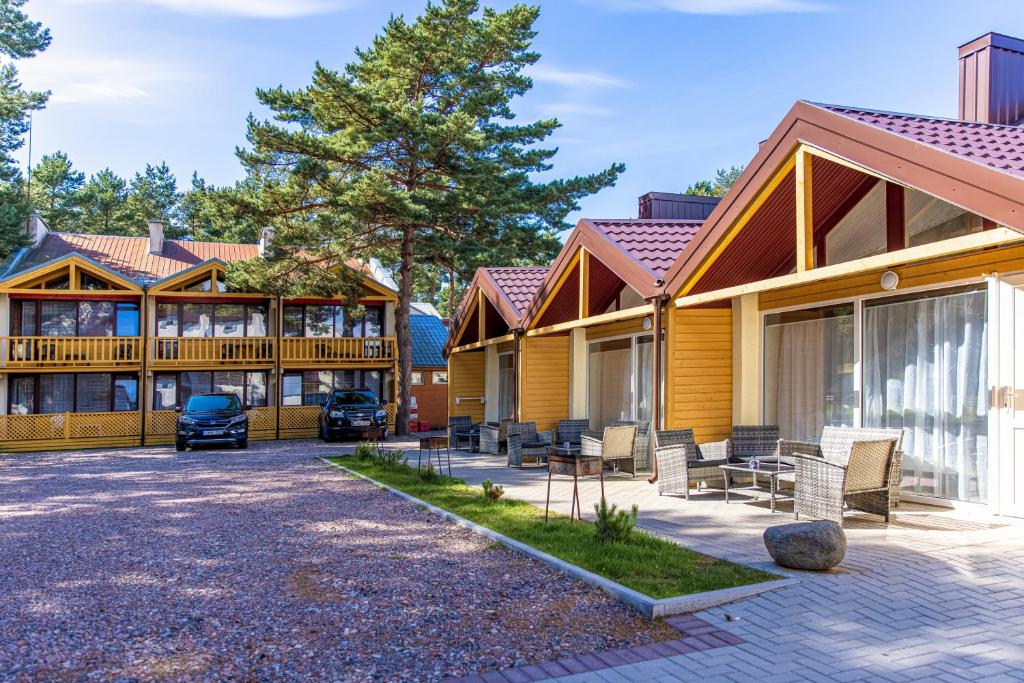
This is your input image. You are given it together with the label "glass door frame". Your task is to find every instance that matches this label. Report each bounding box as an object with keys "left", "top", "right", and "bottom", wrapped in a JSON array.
[{"left": 585, "top": 330, "right": 664, "bottom": 429}]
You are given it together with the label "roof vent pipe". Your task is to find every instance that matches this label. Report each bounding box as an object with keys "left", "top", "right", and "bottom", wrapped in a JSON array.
[
  {"left": 26, "top": 212, "right": 49, "bottom": 248},
  {"left": 959, "top": 32, "right": 1024, "bottom": 125},
  {"left": 147, "top": 219, "right": 165, "bottom": 255},
  {"left": 258, "top": 225, "right": 274, "bottom": 257}
]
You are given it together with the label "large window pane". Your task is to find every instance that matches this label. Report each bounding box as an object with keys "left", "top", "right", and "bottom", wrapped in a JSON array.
[
  {"left": 305, "top": 305, "right": 334, "bottom": 337},
  {"left": 181, "top": 372, "right": 212, "bottom": 403},
  {"left": 10, "top": 377, "right": 34, "bottom": 414},
  {"left": 764, "top": 306, "right": 855, "bottom": 441},
  {"left": 114, "top": 375, "right": 139, "bottom": 411},
  {"left": 498, "top": 353, "right": 514, "bottom": 420},
  {"left": 282, "top": 373, "right": 302, "bottom": 406},
  {"left": 635, "top": 336, "right": 655, "bottom": 425},
  {"left": 116, "top": 303, "right": 140, "bottom": 337},
  {"left": 247, "top": 304, "right": 268, "bottom": 336},
  {"left": 40, "top": 301, "right": 76, "bottom": 336},
  {"left": 76, "top": 373, "right": 112, "bottom": 412},
  {"left": 15, "top": 301, "right": 36, "bottom": 336},
  {"left": 283, "top": 306, "right": 303, "bottom": 337},
  {"left": 333, "top": 307, "right": 347, "bottom": 337},
  {"left": 588, "top": 337, "right": 633, "bottom": 429},
  {"left": 214, "top": 304, "right": 245, "bottom": 338},
  {"left": 154, "top": 374, "right": 177, "bottom": 410},
  {"left": 363, "top": 307, "right": 382, "bottom": 337},
  {"left": 156, "top": 303, "right": 179, "bottom": 337},
  {"left": 864, "top": 289, "right": 988, "bottom": 502},
  {"left": 79, "top": 301, "right": 114, "bottom": 336},
  {"left": 246, "top": 372, "right": 268, "bottom": 407},
  {"left": 213, "top": 371, "right": 244, "bottom": 400},
  {"left": 39, "top": 374, "right": 73, "bottom": 413},
  {"left": 906, "top": 188, "right": 984, "bottom": 247},
  {"left": 302, "top": 370, "right": 333, "bottom": 405},
  {"left": 182, "top": 304, "right": 213, "bottom": 337},
  {"left": 824, "top": 182, "right": 886, "bottom": 266},
  {"left": 334, "top": 370, "right": 359, "bottom": 390}
]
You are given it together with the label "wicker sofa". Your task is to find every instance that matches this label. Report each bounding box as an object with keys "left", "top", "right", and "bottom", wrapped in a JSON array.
[
  {"left": 479, "top": 418, "right": 512, "bottom": 455},
  {"left": 780, "top": 426, "right": 903, "bottom": 524},
  {"left": 653, "top": 428, "right": 731, "bottom": 499}
]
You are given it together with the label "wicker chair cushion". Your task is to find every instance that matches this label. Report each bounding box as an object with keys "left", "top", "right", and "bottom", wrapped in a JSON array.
[{"left": 600, "top": 426, "right": 636, "bottom": 460}]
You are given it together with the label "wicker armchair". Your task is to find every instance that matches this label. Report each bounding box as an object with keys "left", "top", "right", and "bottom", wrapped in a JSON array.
[
  {"left": 580, "top": 425, "right": 638, "bottom": 474},
  {"left": 506, "top": 422, "right": 552, "bottom": 468},
  {"left": 448, "top": 415, "right": 475, "bottom": 450},
  {"left": 780, "top": 426, "right": 905, "bottom": 516},
  {"left": 479, "top": 418, "right": 512, "bottom": 455},
  {"left": 610, "top": 420, "right": 652, "bottom": 473},
  {"left": 653, "top": 429, "right": 731, "bottom": 499},
  {"left": 553, "top": 419, "right": 590, "bottom": 448}
]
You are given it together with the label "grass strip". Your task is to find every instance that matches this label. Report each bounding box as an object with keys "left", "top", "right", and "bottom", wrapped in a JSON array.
[{"left": 327, "top": 455, "right": 774, "bottom": 600}]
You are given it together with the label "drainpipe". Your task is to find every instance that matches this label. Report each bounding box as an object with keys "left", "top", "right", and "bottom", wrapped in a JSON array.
[
  {"left": 648, "top": 287, "right": 665, "bottom": 484},
  {"left": 139, "top": 288, "right": 148, "bottom": 446},
  {"left": 511, "top": 329, "right": 521, "bottom": 421}
]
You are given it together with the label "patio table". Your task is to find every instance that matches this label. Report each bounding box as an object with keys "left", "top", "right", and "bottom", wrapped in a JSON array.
[
  {"left": 546, "top": 451, "right": 603, "bottom": 522},
  {"left": 719, "top": 461, "right": 795, "bottom": 513},
  {"left": 455, "top": 430, "right": 480, "bottom": 453}
]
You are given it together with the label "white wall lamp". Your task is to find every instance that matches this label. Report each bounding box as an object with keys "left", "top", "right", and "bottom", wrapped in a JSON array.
[{"left": 880, "top": 270, "right": 899, "bottom": 291}]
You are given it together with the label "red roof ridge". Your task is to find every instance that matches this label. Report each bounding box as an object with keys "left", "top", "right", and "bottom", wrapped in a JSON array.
[{"left": 807, "top": 100, "right": 1024, "bottom": 130}]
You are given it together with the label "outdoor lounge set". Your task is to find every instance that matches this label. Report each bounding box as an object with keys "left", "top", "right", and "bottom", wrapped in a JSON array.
[{"left": 449, "top": 415, "right": 905, "bottom": 526}]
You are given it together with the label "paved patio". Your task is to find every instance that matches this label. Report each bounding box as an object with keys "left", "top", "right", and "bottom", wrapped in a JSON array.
[{"left": 376, "top": 435, "right": 1024, "bottom": 682}]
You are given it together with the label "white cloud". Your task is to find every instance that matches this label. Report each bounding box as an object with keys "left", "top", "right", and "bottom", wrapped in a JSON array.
[
  {"left": 537, "top": 102, "right": 614, "bottom": 118},
  {"left": 65, "top": 0, "right": 355, "bottom": 19},
  {"left": 529, "top": 64, "right": 630, "bottom": 90},
  {"left": 587, "top": 0, "right": 827, "bottom": 14},
  {"left": 18, "top": 54, "right": 197, "bottom": 104}
]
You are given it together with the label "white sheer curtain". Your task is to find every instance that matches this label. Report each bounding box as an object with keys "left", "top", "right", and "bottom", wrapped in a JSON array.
[
  {"left": 863, "top": 290, "right": 988, "bottom": 502},
  {"left": 588, "top": 338, "right": 632, "bottom": 428},
  {"left": 498, "top": 353, "right": 514, "bottom": 420}
]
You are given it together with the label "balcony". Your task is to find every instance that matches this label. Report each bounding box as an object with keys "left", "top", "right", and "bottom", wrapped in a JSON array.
[
  {"left": 148, "top": 337, "right": 276, "bottom": 368},
  {"left": 0, "top": 336, "right": 142, "bottom": 369},
  {"left": 280, "top": 336, "right": 396, "bottom": 367}
]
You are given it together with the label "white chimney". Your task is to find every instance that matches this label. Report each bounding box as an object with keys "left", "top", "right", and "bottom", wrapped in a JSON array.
[
  {"left": 147, "top": 219, "right": 165, "bottom": 255},
  {"left": 26, "top": 212, "right": 49, "bottom": 248},
  {"left": 258, "top": 225, "right": 275, "bottom": 256}
]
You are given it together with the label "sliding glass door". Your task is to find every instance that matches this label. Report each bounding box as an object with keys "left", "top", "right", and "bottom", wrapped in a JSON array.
[
  {"left": 762, "top": 287, "right": 988, "bottom": 503},
  {"left": 588, "top": 334, "right": 655, "bottom": 429},
  {"left": 763, "top": 305, "right": 855, "bottom": 441},
  {"left": 497, "top": 352, "right": 515, "bottom": 420},
  {"left": 863, "top": 290, "right": 988, "bottom": 502}
]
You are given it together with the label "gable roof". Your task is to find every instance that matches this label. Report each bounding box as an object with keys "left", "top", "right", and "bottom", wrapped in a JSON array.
[
  {"left": 0, "top": 251, "right": 144, "bottom": 290},
  {"left": 520, "top": 218, "right": 702, "bottom": 328},
  {"left": 662, "top": 99, "right": 1024, "bottom": 298},
  {"left": 444, "top": 266, "right": 547, "bottom": 355},
  {"left": 409, "top": 314, "right": 449, "bottom": 368}
]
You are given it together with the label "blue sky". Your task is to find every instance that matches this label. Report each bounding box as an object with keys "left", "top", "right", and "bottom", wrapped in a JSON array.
[{"left": 14, "top": 0, "right": 1024, "bottom": 225}]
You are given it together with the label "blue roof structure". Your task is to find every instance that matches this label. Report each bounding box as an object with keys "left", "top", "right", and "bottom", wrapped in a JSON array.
[{"left": 409, "top": 314, "right": 449, "bottom": 368}]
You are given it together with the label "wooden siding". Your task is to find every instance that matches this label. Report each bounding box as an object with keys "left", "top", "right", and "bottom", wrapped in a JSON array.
[
  {"left": 448, "top": 350, "right": 486, "bottom": 424},
  {"left": 411, "top": 370, "right": 448, "bottom": 429},
  {"left": 586, "top": 316, "right": 647, "bottom": 340},
  {"left": 519, "top": 335, "right": 569, "bottom": 432},
  {"left": 665, "top": 307, "right": 732, "bottom": 442},
  {"left": 760, "top": 243, "right": 1024, "bottom": 310}
]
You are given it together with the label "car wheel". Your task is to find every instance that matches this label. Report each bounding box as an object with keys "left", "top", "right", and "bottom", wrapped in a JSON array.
[
  {"left": 175, "top": 441, "right": 186, "bottom": 452},
  {"left": 319, "top": 423, "right": 333, "bottom": 442},
  {"left": 237, "top": 438, "right": 249, "bottom": 449},
  {"left": 381, "top": 428, "right": 389, "bottom": 442}
]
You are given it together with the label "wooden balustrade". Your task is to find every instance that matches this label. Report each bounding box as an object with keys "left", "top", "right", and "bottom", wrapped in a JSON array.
[
  {"left": 0, "top": 411, "right": 142, "bottom": 451},
  {"left": 149, "top": 337, "right": 275, "bottom": 367},
  {"left": 280, "top": 337, "right": 396, "bottom": 365},
  {"left": 0, "top": 336, "right": 142, "bottom": 368}
]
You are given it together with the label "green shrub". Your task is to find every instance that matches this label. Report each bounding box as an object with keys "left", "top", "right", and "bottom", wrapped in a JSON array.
[
  {"left": 376, "top": 449, "right": 408, "bottom": 472},
  {"left": 353, "top": 442, "right": 377, "bottom": 460},
  {"left": 481, "top": 479, "right": 504, "bottom": 501},
  {"left": 593, "top": 497, "right": 638, "bottom": 543},
  {"left": 419, "top": 462, "right": 439, "bottom": 483}
]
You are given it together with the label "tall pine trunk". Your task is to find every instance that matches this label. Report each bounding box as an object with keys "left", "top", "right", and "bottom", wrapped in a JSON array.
[{"left": 394, "top": 224, "right": 415, "bottom": 436}]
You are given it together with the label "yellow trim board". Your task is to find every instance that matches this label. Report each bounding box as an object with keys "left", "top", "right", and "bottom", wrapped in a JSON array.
[
  {"left": 526, "top": 303, "right": 651, "bottom": 337},
  {"left": 450, "top": 333, "right": 515, "bottom": 354},
  {"left": 1, "top": 255, "right": 142, "bottom": 292},
  {"left": 674, "top": 228, "right": 1024, "bottom": 308}
]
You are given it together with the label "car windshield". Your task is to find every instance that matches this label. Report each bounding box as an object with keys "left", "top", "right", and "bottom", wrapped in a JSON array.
[
  {"left": 330, "top": 391, "right": 377, "bottom": 407},
  {"left": 185, "top": 394, "right": 241, "bottom": 412}
]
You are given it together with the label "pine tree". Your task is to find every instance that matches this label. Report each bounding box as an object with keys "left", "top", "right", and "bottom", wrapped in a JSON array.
[
  {"left": 228, "top": 0, "right": 622, "bottom": 434},
  {"left": 0, "top": 0, "right": 50, "bottom": 257},
  {"left": 125, "top": 162, "right": 182, "bottom": 236},
  {"left": 30, "top": 151, "right": 84, "bottom": 230},
  {"left": 684, "top": 165, "right": 744, "bottom": 198},
  {"left": 79, "top": 168, "right": 131, "bottom": 234}
]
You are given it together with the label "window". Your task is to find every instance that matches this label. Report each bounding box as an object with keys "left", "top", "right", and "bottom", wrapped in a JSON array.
[
  {"left": 40, "top": 301, "right": 76, "bottom": 337},
  {"left": 43, "top": 274, "right": 70, "bottom": 290},
  {"left": 246, "top": 372, "right": 268, "bottom": 407},
  {"left": 283, "top": 306, "right": 303, "bottom": 337},
  {"left": 906, "top": 189, "right": 984, "bottom": 247},
  {"left": 281, "top": 369, "right": 392, "bottom": 405},
  {"left": 411, "top": 372, "right": 424, "bottom": 385},
  {"left": 282, "top": 373, "right": 303, "bottom": 406},
  {"left": 153, "top": 371, "right": 268, "bottom": 408},
  {"left": 247, "top": 304, "right": 268, "bottom": 337},
  {"left": 157, "top": 303, "right": 179, "bottom": 337},
  {"left": 432, "top": 371, "right": 448, "bottom": 385},
  {"left": 305, "top": 306, "right": 334, "bottom": 337},
  {"left": 825, "top": 182, "right": 887, "bottom": 266},
  {"left": 40, "top": 375, "right": 74, "bottom": 413},
  {"left": 78, "top": 301, "right": 114, "bottom": 337},
  {"left": 214, "top": 304, "right": 245, "bottom": 338},
  {"left": 116, "top": 303, "right": 140, "bottom": 336},
  {"left": 498, "top": 353, "right": 514, "bottom": 420},
  {"left": 280, "top": 304, "right": 385, "bottom": 337},
  {"left": 763, "top": 305, "right": 855, "bottom": 441},
  {"left": 7, "top": 373, "right": 139, "bottom": 414},
  {"left": 12, "top": 300, "right": 139, "bottom": 337},
  {"left": 113, "top": 375, "right": 139, "bottom": 411},
  {"left": 157, "top": 302, "right": 269, "bottom": 338},
  {"left": 213, "top": 370, "right": 245, "bottom": 400},
  {"left": 588, "top": 337, "right": 633, "bottom": 428},
  {"left": 15, "top": 301, "right": 36, "bottom": 336},
  {"left": 10, "top": 376, "right": 34, "bottom": 414},
  {"left": 154, "top": 374, "right": 178, "bottom": 410},
  {"left": 182, "top": 304, "right": 213, "bottom": 337},
  {"left": 81, "top": 273, "right": 108, "bottom": 290},
  {"left": 76, "top": 373, "right": 112, "bottom": 412}
]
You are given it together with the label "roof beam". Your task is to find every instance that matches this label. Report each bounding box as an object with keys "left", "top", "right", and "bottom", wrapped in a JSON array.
[
  {"left": 795, "top": 147, "right": 814, "bottom": 272},
  {"left": 450, "top": 332, "right": 515, "bottom": 354},
  {"left": 526, "top": 303, "right": 651, "bottom": 337}
]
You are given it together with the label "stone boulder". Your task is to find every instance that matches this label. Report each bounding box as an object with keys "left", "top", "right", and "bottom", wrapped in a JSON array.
[{"left": 763, "top": 520, "right": 846, "bottom": 571}]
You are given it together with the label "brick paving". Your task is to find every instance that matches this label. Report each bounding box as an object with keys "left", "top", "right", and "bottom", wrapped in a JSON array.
[{"left": 379, "top": 437, "right": 1024, "bottom": 682}]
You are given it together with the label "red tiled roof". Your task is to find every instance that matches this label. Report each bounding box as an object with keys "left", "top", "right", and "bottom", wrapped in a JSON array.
[
  {"left": 818, "top": 103, "right": 1024, "bottom": 179},
  {"left": 19, "top": 232, "right": 374, "bottom": 284},
  {"left": 484, "top": 267, "right": 548, "bottom": 318},
  {"left": 585, "top": 219, "right": 704, "bottom": 278},
  {"left": 23, "top": 233, "right": 259, "bottom": 282}
]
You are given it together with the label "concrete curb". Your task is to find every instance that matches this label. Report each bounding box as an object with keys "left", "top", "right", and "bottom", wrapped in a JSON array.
[{"left": 320, "top": 456, "right": 797, "bottom": 618}]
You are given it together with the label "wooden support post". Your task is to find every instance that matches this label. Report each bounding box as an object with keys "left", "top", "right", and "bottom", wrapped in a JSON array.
[
  {"left": 511, "top": 331, "right": 521, "bottom": 422},
  {"left": 648, "top": 296, "right": 663, "bottom": 485},
  {"left": 477, "top": 289, "right": 485, "bottom": 342},
  {"left": 795, "top": 149, "right": 814, "bottom": 272},
  {"left": 885, "top": 182, "right": 906, "bottom": 252},
  {"left": 579, "top": 248, "right": 589, "bottom": 319}
]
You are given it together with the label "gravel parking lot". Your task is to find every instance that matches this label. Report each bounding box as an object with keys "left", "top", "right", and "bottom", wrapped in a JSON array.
[{"left": 0, "top": 441, "right": 674, "bottom": 682}]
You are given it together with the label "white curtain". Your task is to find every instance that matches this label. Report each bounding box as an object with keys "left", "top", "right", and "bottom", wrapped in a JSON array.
[
  {"left": 588, "top": 338, "right": 632, "bottom": 428},
  {"left": 863, "top": 290, "right": 988, "bottom": 502},
  {"left": 635, "top": 337, "right": 654, "bottom": 425}
]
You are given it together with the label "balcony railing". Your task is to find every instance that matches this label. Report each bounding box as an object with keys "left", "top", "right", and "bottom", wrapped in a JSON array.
[
  {"left": 148, "top": 337, "right": 276, "bottom": 367},
  {"left": 0, "top": 336, "right": 142, "bottom": 368},
  {"left": 280, "top": 336, "right": 396, "bottom": 365}
]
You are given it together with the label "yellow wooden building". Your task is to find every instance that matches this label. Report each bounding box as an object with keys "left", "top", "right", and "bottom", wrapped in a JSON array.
[{"left": 0, "top": 218, "right": 398, "bottom": 452}]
